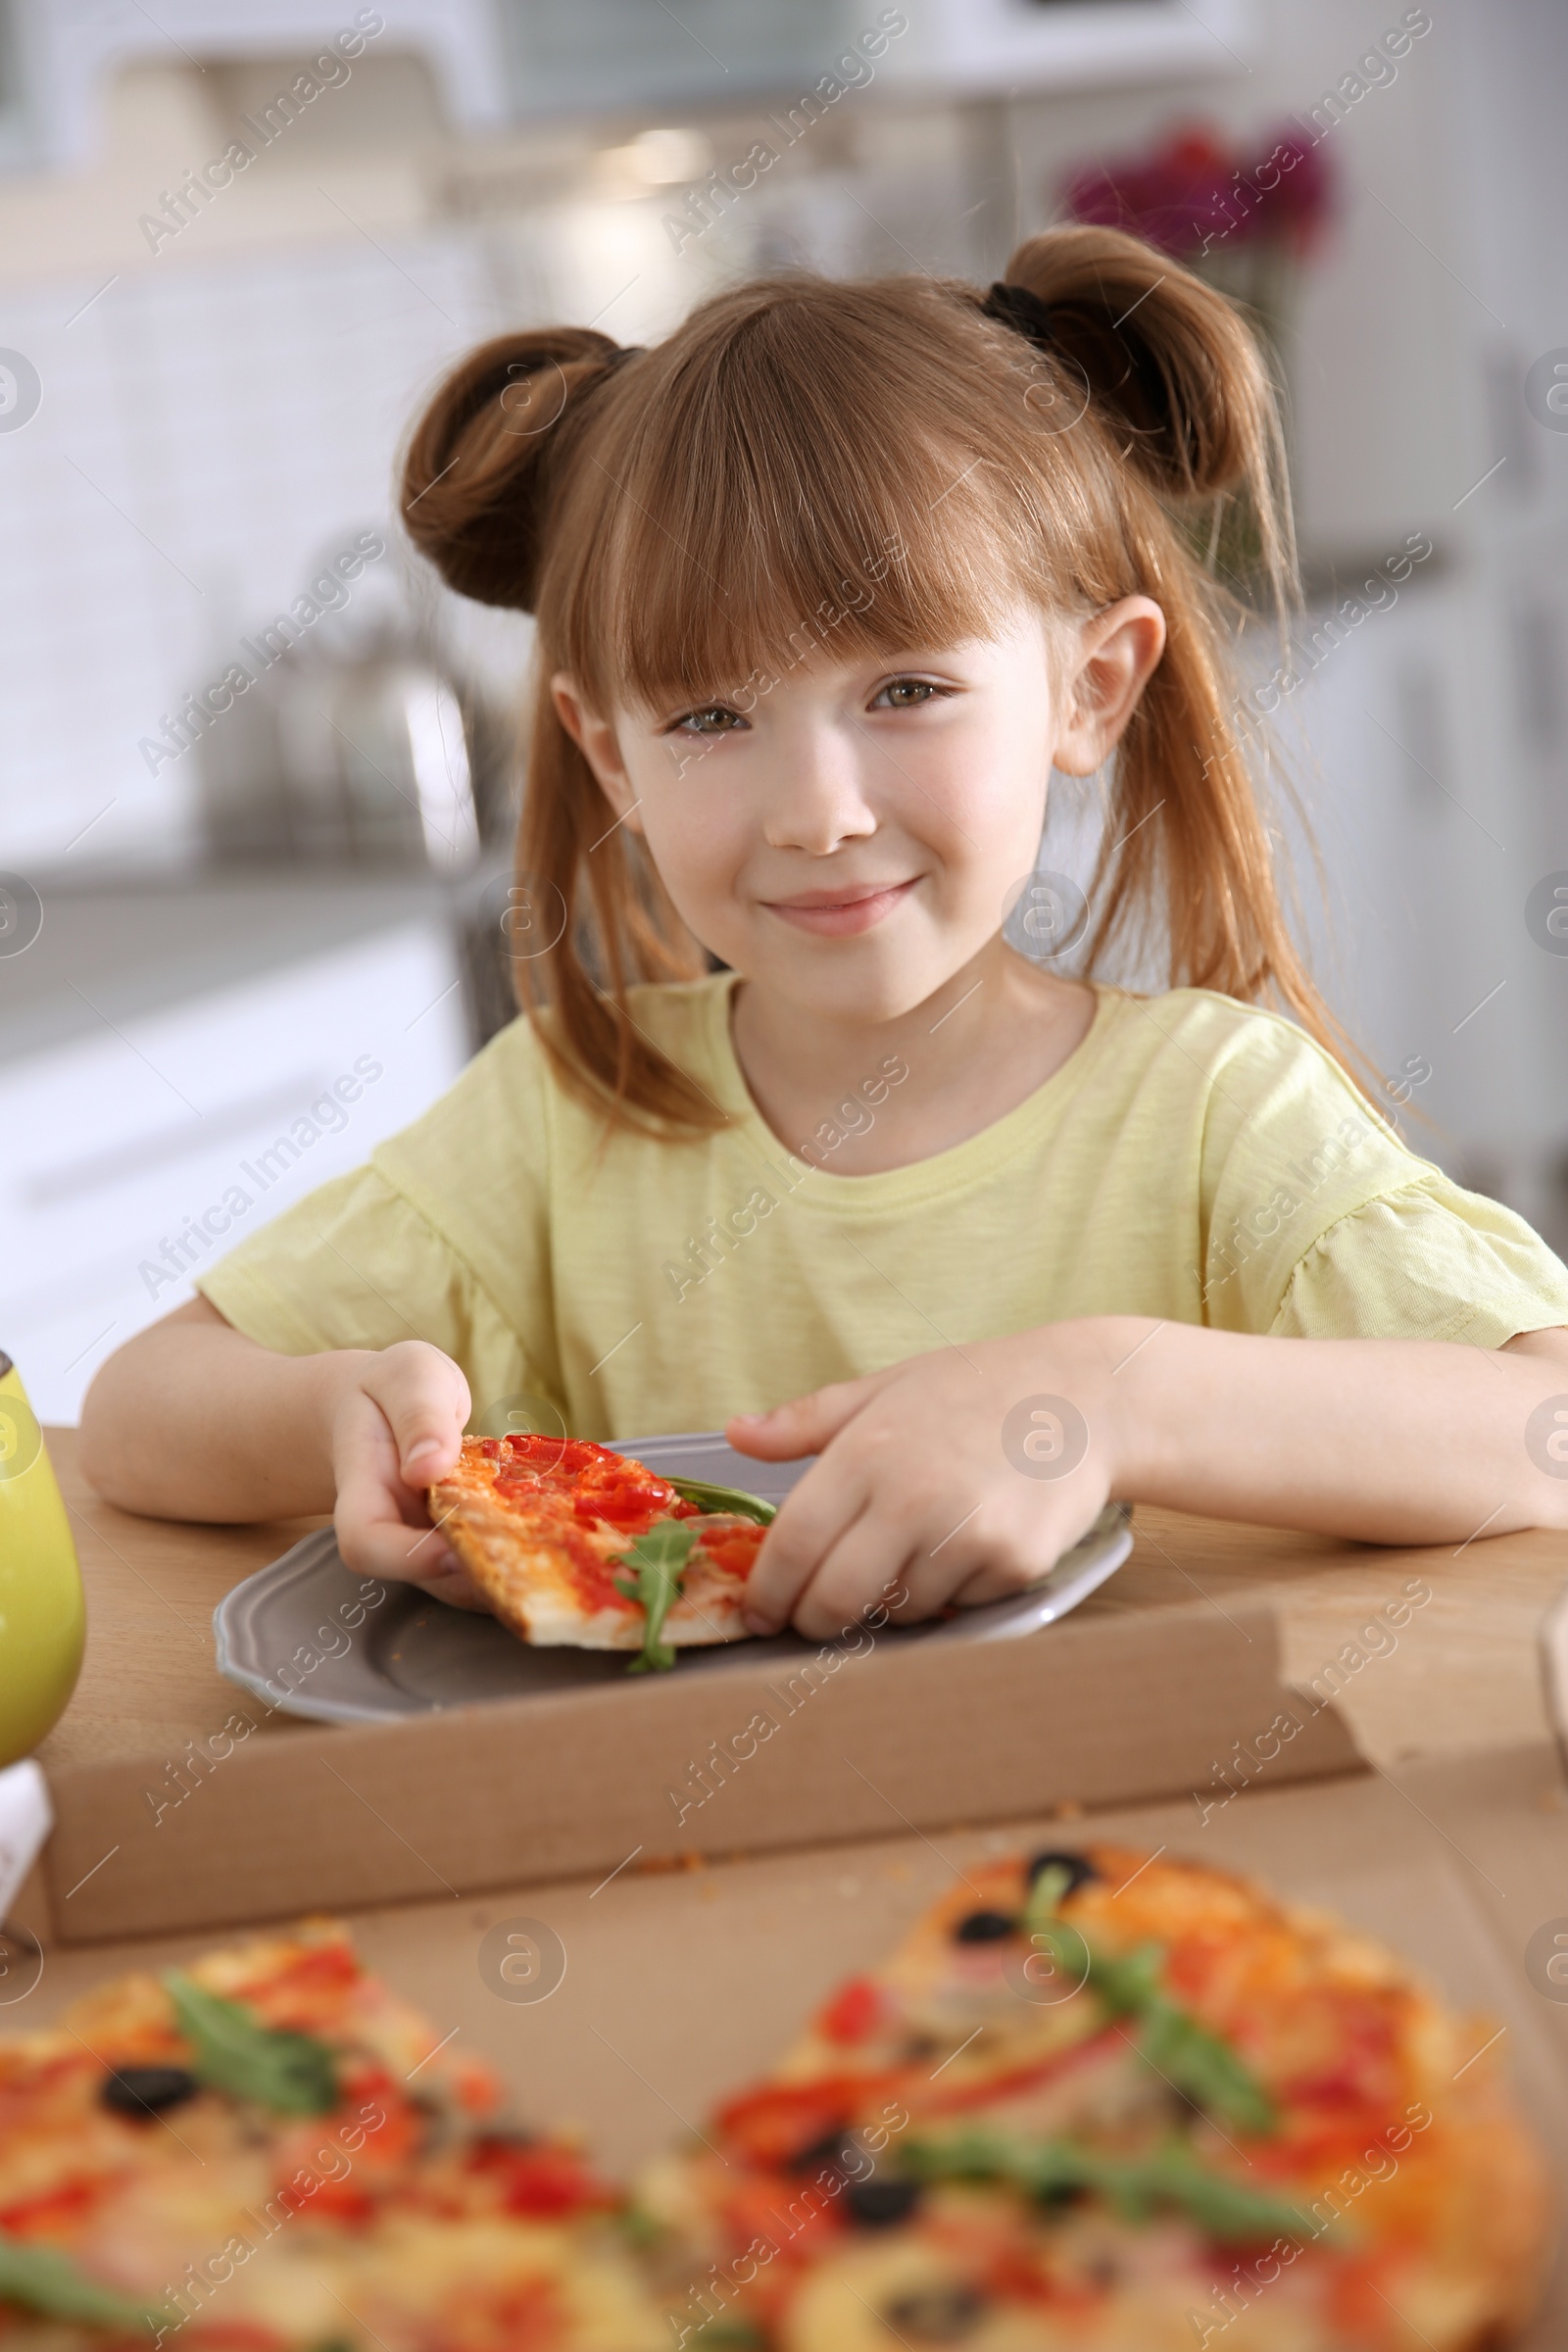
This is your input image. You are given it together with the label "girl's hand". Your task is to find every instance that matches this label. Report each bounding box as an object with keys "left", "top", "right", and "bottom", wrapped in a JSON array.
[
  {"left": 328, "top": 1342, "right": 487, "bottom": 1608},
  {"left": 727, "top": 1326, "right": 1122, "bottom": 1641}
]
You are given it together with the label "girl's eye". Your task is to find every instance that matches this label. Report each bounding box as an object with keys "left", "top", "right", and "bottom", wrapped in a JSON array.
[
  {"left": 872, "top": 678, "right": 948, "bottom": 710},
  {"left": 671, "top": 705, "right": 746, "bottom": 737}
]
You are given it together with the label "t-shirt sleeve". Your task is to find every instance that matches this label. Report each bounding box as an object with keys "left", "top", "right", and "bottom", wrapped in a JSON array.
[
  {"left": 1269, "top": 1173, "right": 1568, "bottom": 1347},
  {"left": 1170, "top": 995, "right": 1568, "bottom": 1345},
  {"left": 196, "top": 1164, "right": 542, "bottom": 1413},
  {"left": 196, "top": 1014, "right": 563, "bottom": 1419}
]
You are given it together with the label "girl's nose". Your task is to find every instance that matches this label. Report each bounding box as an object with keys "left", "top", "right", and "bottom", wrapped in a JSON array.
[{"left": 761, "top": 720, "right": 878, "bottom": 855}]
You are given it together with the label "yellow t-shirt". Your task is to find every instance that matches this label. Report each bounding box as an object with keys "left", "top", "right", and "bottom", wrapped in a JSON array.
[{"left": 198, "top": 976, "right": 1568, "bottom": 1439}]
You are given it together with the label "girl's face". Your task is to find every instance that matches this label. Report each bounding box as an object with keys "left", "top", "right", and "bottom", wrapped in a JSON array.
[{"left": 553, "top": 600, "right": 1163, "bottom": 1026}]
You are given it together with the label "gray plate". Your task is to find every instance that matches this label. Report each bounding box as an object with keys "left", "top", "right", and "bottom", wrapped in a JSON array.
[{"left": 213, "top": 1432, "right": 1134, "bottom": 1725}]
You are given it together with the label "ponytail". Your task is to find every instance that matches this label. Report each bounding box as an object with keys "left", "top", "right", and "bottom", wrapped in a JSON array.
[{"left": 995, "top": 226, "right": 1349, "bottom": 1077}]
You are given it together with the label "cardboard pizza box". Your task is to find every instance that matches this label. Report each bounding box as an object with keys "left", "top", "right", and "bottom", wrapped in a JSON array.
[
  {"left": 24, "top": 1592, "right": 1362, "bottom": 1945},
  {"left": 10, "top": 1590, "right": 1568, "bottom": 2344}
]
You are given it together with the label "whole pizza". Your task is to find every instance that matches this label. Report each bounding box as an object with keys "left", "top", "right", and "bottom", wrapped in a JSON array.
[
  {"left": 427, "top": 1433, "right": 774, "bottom": 1668},
  {"left": 634, "top": 1843, "right": 1551, "bottom": 2350}
]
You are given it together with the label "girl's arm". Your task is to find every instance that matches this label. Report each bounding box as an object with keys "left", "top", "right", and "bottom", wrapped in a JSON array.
[
  {"left": 78, "top": 1299, "right": 479, "bottom": 1601},
  {"left": 731, "top": 1320, "right": 1568, "bottom": 1641}
]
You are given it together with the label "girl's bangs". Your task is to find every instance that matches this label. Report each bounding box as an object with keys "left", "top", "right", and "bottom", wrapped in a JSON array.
[{"left": 564, "top": 292, "right": 1051, "bottom": 711}]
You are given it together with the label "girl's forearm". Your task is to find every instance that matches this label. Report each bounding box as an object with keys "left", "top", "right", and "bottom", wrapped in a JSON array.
[
  {"left": 79, "top": 1303, "right": 366, "bottom": 1522},
  {"left": 1107, "top": 1319, "right": 1568, "bottom": 1544}
]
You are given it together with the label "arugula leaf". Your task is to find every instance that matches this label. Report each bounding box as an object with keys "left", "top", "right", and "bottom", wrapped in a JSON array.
[
  {"left": 0, "top": 2230, "right": 161, "bottom": 2327},
  {"left": 1135, "top": 1997, "right": 1277, "bottom": 2135},
  {"left": 1137, "top": 2144, "right": 1318, "bottom": 2241},
  {"left": 164, "top": 1971, "right": 338, "bottom": 2114},
  {"left": 668, "top": 1477, "right": 777, "bottom": 1526},
  {"left": 1023, "top": 1880, "right": 1276, "bottom": 2135},
  {"left": 612, "top": 1520, "right": 699, "bottom": 1673},
  {"left": 618, "top": 2204, "right": 668, "bottom": 2249},
  {"left": 901, "top": 2132, "right": 1316, "bottom": 2244}
]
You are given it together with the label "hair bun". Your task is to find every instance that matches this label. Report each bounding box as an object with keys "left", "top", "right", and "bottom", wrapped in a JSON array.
[
  {"left": 401, "top": 328, "right": 630, "bottom": 611},
  {"left": 998, "top": 224, "right": 1282, "bottom": 511}
]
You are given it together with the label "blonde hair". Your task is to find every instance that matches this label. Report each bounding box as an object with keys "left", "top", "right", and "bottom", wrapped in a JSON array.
[{"left": 403, "top": 225, "right": 1345, "bottom": 1133}]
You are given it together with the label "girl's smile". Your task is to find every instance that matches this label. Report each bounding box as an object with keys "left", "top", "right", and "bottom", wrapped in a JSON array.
[{"left": 761, "top": 878, "right": 920, "bottom": 935}]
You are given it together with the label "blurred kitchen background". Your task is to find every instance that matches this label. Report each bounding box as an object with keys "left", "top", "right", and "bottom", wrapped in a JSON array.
[{"left": 1, "top": 0, "right": 1566, "bottom": 1421}]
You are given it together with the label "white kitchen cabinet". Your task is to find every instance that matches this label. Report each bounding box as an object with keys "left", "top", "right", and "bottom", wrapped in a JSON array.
[{"left": 0, "top": 908, "right": 469, "bottom": 1422}]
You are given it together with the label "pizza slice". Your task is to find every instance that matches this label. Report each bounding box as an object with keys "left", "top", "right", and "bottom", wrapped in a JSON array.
[
  {"left": 0, "top": 1917, "right": 665, "bottom": 2352},
  {"left": 635, "top": 1844, "right": 1551, "bottom": 2350},
  {"left": 427, "top": 1433, "right": 774, "bottom": 1668}
]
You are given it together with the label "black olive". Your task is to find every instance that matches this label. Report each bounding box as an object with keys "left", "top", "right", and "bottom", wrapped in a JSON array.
[
  {"left": 882, "top": 2284, "right": 987, "bottom": 2342},
  {"left": 787, "top": 2128, "right": 858, "bottom": 2176},
  {"left": 845, "top": 2177, "right": 921, "bottom": 2229},
  {"left": 1025, "top": 1850, "right": 1100, "bottom": 1898},
  {"left": 101, "top": 2065, "right": 199, "bottom": 2119},
  {"left": 1038, "top": 2180, "right": 1088, "bottom": 2210},
  {"left": 951, "top": 1908, "right": 1016, "bottom": 1943}
]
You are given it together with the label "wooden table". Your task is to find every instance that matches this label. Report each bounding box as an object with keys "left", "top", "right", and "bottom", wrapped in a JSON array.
[{"left": 38, "top": 1427, "right": 1568, "bottom": 1776}]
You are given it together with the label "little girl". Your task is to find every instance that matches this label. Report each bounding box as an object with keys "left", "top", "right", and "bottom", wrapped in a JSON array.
[{"left": 83, "top": 225, "right": 1568, "bottom": 1640}]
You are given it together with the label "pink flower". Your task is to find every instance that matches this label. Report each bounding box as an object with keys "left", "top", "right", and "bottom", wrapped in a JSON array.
[{"left": 1062, "top": 122, "right": 1334, "bottom": 262}]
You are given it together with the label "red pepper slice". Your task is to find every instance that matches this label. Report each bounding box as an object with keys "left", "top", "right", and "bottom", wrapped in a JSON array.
[{"left": 816, "top": 1976, "right": 884, "bottom": 2046}]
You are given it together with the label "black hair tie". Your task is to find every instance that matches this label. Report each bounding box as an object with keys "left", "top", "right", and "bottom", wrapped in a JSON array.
[{"left": 980, "top": 280, "right": 1056, "bottom": 357}]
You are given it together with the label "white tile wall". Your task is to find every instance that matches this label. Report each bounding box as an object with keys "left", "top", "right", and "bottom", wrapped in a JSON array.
[{"left": 0, "top": 231, "right": 505, "bottom": 866}]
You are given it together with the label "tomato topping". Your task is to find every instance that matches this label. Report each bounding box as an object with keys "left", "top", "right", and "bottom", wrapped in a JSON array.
[
  {"left": 276, "top": 2172, "right": 375, "bottom": 2221},
  {"left": 502, "top": 1434, "right": 607, "bottom": 1480},
  {"left": 699, "top": 1524, "right": 765, "bottom": 1579},
  {"left": 571, "top": 1475, "right": 667, "bottom": 1531},
  {"left": 716, "top": 2073, "right": 902, "bottom": 2167},
  {"left": 468, "top": 2138, "right": 609, "bottom": 2218},
  {"left": 246, "top": 1940, "right": 360, "bottom": 2007},
  {"left": 450, "top": 2059, "right": 505, "bottom": 2116},
  {"left": 816, "top": 1977, "right": 884, "bottom": 2046},
  {"left": 566, "top": 1527, "right": 628, "bottom": 1611},
  {"left": 0, "top": 2180, "right": 101, "bottom": 2235}
]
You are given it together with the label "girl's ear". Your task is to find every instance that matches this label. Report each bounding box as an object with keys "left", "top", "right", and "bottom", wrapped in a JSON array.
[
  {"left": 1052, "top": 597, "right": 1166, "bottom": 776},
  {"left": 550, "top": 673, "right": 645, "bottom": 832}
]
